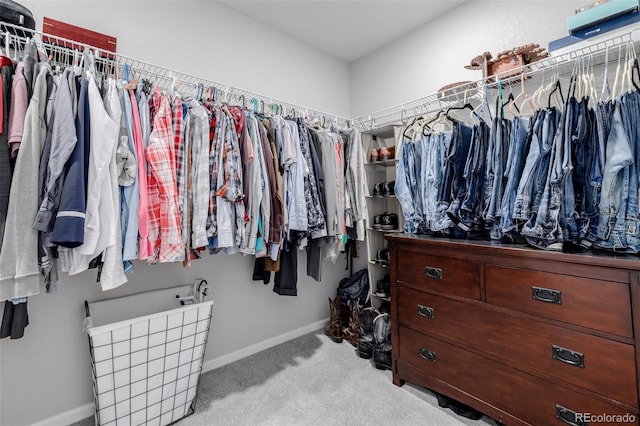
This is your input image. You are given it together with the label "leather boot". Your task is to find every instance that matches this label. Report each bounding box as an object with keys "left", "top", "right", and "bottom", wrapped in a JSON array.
[
  {"left": 324, "top": 296, "right": 343, "bottom": 343},
  {"left": 357, "top": 306, "right": 380, "bottom": 359},
  {"left": 343, "top": 300, "right": 359, "bottom": 347},
  {"left": 372, "top": 312, "right": 392, "bottom": 370}
]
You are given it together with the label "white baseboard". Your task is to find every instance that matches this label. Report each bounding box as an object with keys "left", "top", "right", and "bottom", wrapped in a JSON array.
[
  {"left": 31, "top": 402, "right": 94, "bottom": 426},
  {"left": 30, "top": 319, "right": 327, "bottom": 426},
  {"left": 201, "top": 318, "right": 327, "bottom": 373}
]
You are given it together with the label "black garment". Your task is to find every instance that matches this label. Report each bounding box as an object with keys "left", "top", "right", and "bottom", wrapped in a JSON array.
[
  {"left": 0, "top": 300, "right": 29, "bottom": 339},
  {"left": 274, "top": 237, "right": 299, "bottom": 296},
  {"left": 307, "top": 129, "right": 326, "bottom": 219},
  {"left": 0, "top": 62, "right": 14, "bottom": 250},
  {"left": 252, "top": 256, "right": 271, "bottom": 285},
  {"left": 306, "top": 238, "right": 323, "bottom": 282}
]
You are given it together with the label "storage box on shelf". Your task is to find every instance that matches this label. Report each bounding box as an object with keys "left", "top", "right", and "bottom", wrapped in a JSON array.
[
  {"left": 386, "top": 234, "right": 640, "bottom": 426},
  {"left": 363, "top": 124, "right": 403, "bottom": 307}
]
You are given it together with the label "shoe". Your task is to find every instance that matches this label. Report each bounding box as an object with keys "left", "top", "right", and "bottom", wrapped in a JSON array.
[
  {"left": 372, "top": 312, "right": 392, "bottom": 370},
  {"left": 342, "top": 300, "right": 359, "bottom": 347},
  {"left": 357, "top": 306, "right": 381, "bottom": 359},
  {"left": 373, "top": 182, "right": 384, "bottom": 197},
  {"left": 384, "top": 181, "right": 395, "bottom": 196},
  {"left": 324, "top": 296, "right": 343, "bottom": 343},
  {"left": 381, "top": 213, "right": 398, "bottom": 230},
  {"left": 373, "top": 274, "right": 390, "bottom": 298},
  {"left": 379, "top": 146, "right": 395, "bottom": 160},
  {"left": 378, "top": 300, "right": 391, "bottom": 314},
  {"left": 369, "top": 148, "right": 380, "bottom": 162},
  {"left": 436, "top": 393, "right": 483, "bottom": 420},
  {"left": 375, "top": 248, "right": 390, "bottom": 265},
  {"left": 372, "top": 214, "right": 383, "bottom": 229}
]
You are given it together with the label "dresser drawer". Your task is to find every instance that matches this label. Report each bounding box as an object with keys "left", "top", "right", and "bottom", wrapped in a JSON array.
[
  {"left": 395, "top": 250, "right": 480, "bottom": 300},
  {"left": 485, "top": 264, "right": 633, "bottom": 338},
  {"left": 396, "top": 326, "right": 637, "bottom": 426},
  {"left": 397, "top": 286, "right": 638, "bottom": 406}
]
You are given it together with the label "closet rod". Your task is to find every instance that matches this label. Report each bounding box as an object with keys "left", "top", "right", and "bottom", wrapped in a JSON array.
[
  {"left": 0, "top": 21, "right": 351, "bottom": 127},
  {"left": 353, "top": 31, "right": 636, "bottom": 131}
]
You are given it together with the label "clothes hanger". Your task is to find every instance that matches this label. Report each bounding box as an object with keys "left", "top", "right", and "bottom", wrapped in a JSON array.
[
  {"left": 623, "top": 42, "right": 637, "bottom": 94},
  {"left": 510, "top": 73, "right": 532, "bottom": 117},
  {"left": 446, "top": 102, "right": 478, "bottom": 126},
  {"left": 600, "top": 44, "right": 612, "bottom": 102},
  {"left": 431, "top": 109, "right": 454, "bottom": 132},
  {"left": 547, "top": 71, "right": 564, "bottom": 109},
  {"left": 612, "top": 44, "right": 625, "bottom": 99},
  {"left": 501, "top": 91, "right": 518, "bottom": 118},
  {"left": 473, "top": 83, "right": 493, "bottom": 122},
  {"left": 422, "top": 110, "right": 442, "bottom": 134}
]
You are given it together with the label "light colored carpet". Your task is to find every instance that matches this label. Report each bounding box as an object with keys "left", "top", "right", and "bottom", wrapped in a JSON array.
[{"left": 72, "top": 330, "right": 494, "bottom": 426}]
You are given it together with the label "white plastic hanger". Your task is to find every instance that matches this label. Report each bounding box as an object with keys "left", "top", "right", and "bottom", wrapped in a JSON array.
[
  {"left": 511, "top": 73, "right": 536, "bottom": 117},
  {"left": 612, "top": 44, "right": 625, "bottom": 99}
]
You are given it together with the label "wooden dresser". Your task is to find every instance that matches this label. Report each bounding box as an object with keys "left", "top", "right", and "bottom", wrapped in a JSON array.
[{"left": 386, "top": 234, "right": 640, "bottom": 426}]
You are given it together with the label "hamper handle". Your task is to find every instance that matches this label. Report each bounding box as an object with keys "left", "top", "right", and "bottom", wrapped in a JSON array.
[{"left": 84, "top": 300, "right": 90, "bottom": 318}]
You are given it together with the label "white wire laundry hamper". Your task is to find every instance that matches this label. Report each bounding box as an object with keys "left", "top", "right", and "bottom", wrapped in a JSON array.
[{"left": 84, "top": 281, "right": 213, "bottom": 426}]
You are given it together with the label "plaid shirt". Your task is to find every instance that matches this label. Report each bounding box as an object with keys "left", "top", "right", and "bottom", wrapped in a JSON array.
[
  {"left": 171, "top": 95, "right": 188, "bottom": 253},
  {"left": 146, "top": 88, "right": 184, "bottom": 263},
  {"left": 207, "top": 107, "right": 221, "bottom": 243}
]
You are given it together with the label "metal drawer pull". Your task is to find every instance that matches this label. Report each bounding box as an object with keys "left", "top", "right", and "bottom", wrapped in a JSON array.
[
  {"left": 419, "top": 348, "right": 436, "bottom": 363},
  {"left": 531, "top": 286, "right": 562, "bottom": 304},
  {"left": 555, "top": 404, "right": 587, "bottom": 426},
  {"left": 417, "top": 305, "right": 434, "bottom": 319},
  {"left": 424, "top": 266, "right": 442, "bottom": 280},
  {"left": 552, "top": 345, "right": 584, "bottom": 368}
]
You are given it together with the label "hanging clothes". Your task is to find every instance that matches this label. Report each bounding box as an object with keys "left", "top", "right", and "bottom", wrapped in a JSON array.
[
  {"left": 7, "top": 61, "right": 25, "bottom": 158},
  {"left": 99, "top": 78, "right": 127, "bottom": 291},
  {"left": 59, "top": 74, "right": 119, "bottom": 276},
  {"left": 0, "top": 63, "right": 51, "bottom": 302},
  {"left": 50, "top": 74, "right": 89, "bottom": 249},
  {"left": 120, "top": 74, "right": 140, "bottom": 263},
  {"left": 146, "top": 88, "right": 184, "bottom": 264},
  {"left": 341, "top": 127, "right": 367, "bottom": 241},
  {"left": 189, "top": 99, "right": 211, "bottom": 249},
  {"left": 0, "top": 58, "right": 14, "bottom": 250},
  {"left": 128, "top": 84, "right": 151, "bottom": 260}
]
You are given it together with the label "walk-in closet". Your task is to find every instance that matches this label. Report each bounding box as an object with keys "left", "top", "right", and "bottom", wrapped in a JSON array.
[{"left": 2, "top": 1, "right": 640, "bottom": 425}]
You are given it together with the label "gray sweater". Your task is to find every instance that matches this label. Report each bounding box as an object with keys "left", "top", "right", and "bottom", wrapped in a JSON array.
[{"left": 0, "top": 64, "right": 51, "bottom": 301}]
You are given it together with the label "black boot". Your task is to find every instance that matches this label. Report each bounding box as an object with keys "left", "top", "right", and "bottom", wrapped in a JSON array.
[
  {"left": 357, "top": 307, "right": 380, "bottom": 359},
  {"left": 372, "top": 312, "right": 391, "bottom": 370}
]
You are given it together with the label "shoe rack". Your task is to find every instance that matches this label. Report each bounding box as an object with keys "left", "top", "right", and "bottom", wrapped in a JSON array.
[{"left": 362, "top": 124, "right": 404, "bottom": 308}]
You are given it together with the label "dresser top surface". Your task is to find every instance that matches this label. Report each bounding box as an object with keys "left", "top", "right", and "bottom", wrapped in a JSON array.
[{"left": 386, "top": 234, "right": 640, "bottom": 270}]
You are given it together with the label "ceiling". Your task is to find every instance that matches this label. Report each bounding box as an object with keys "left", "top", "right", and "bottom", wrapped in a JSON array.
[{"left": 220, "top": 0, "right": 468, "bottom": 63}]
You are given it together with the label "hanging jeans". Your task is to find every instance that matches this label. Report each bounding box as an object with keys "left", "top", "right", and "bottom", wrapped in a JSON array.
[
  {"left": 622, "top": 91, "right": 640, "bottom": 253},
  {"left": 481, "top": 117, "right": 498, "bottom": 224},
  {"left": 395, "top": 139, "right": 421, "bottom": 233},
  {"left": 582, "top": 100, "right": 612, "bottom": 248},
  {"left": 422, "top": 131, "right": 452, "bottom": 233},
  {"left": 593, "top": 101, "right": 634, "bottom": 251},
  {"left": 484, "top": 118, "right": 511, "bottom": 240},
  {"left": 521, "top": 107, "right": 565, "bottom": 250},
  {"left": 442, "top": 121, "right": 473, "bottom": 232},
  {"left": 454, "top": 121, "right": 490, "bottom": 233},
  {"left": 513, "top": 108, "right": 558, "bottom": 224},
  {"left": 559, "top": 97, "right": 580, "bottom": 245},
  {"left": 570, "top": 99, "right": 596, "bottom": 244},
  {"left": 499, "top": 115, "right": 531, "bottom": 240}
]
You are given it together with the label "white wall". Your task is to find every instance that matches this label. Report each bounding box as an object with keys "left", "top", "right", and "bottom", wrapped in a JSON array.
[
  {"left": 350, "top": 0, "right": 586, "bottom": 117},
  {"left": 0, "top": 2, "right": 353, "bottom": 425}
]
